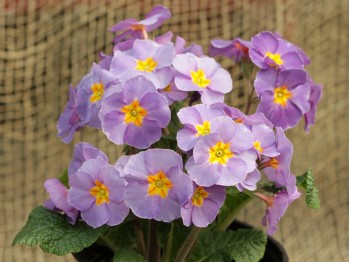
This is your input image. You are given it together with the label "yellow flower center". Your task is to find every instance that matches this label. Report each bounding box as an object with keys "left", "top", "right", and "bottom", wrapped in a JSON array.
[
  {"left": 135, "top": 57, "right": 158, "bottom": 72},
  {"left": 121, "top": 100, "right": 148, "bottom": 126},
  {"left": 209, "top": 141, "right": 234, "bottom": 165},
  {"left": 89, "top": 82, "right": 104, "bottom": 103},
  {"left": 266, "top": 157, "right": 279, "bottom": 169},
  {"left": 147, "top": 171, "right": 173, "bottom": 198},
  {"left": 191, "top": 69, "right": 211, "bottom": 88},
  {"left": 89, "top": 180, "right": 110, "bottom": 206},
  {"left": 191, "top": 186, "right": 209, "bottom": 207},
  {"left": 195, "top": 121, "right": 211, "bottom": 137},
  {"left": 254, "top": 141, "right": 263, "bottom": 153},
  {"left": 265, "top": 52, "right": 284, "bottom": 66},
  {"left": 163, "top": 84, "right": 172, "bottom": 92},
  {"left": 273, "top": 86, "right": 292, "bottom": 106}
]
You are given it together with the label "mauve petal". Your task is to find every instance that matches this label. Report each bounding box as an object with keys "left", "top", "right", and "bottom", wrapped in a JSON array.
[
  {"left": 175, "top": 75, "right": 202, "bottom": 92},
  {"left": 110, "top": 53, "right": 136, "bottom": 77},
  {"left": 290, "top": 84, "right": 311, "bottom": 114},
  {"left": 123, "top": 76, "right": 157, "bottom": 101},
  {"left": 173, "top": 53, "right": 198, "bottom": 76},
  {"left": 124, "top": 153, "right": 149, "bottom": 181},
  {"left": 193, "top": 135, "right": 217, "bottom": 164},
  {"left": 270, "top": 102, "right": 302, "bottom": 130},
  {"left": 229, "top": 123, "right": 254, "bottom": 153},
  {"left": 68, "top": 188, "right": 94, "bottom": 211},
  {"left": 153, "top": 42, "right": 175, "bottom": 68},
  {"left": 100, "top": 111, "right": 127, "bottom": 145},
  {"left": 131, "top": 39, "right": 159, "bottom": 60},
  {"left": 278, "top": 69, "right": 307, "bottom": 89},
  {"left": 124, "top": 119, "right": 162, "bottom": 149},
  {"left": 252, "top": 124, "right": 276, "bottom": 148},
  {"left": 254, "top": 69, "right": 279, "bottom": 96},
  {"left": 281, "top": 52, "right": 304, "bottom": 69},
  {"left": 142, "top": 5, "right": 171, "bottom": 31},
  {"left": 145, "top": 67, "right": 173, "bottom": 89},
  {"left": 44, "top": 179, "right": 71, "bottom": 212},
  {"left": 175, "top": 36, "right": 186, "bottom": 53},
  {"left": 155, "top": 31, "right": 174, "bottom": 45},
  {"left": 97, "top": 166, "right": 126, "bottom": 203},
  {"left": 156, "top": 197, "right": 181, "bottom": 222},
  {"left": 208, "top": 68, "right": 233, "bottom": 94},
  {"left": 215, "top": 158, "right": 248, "bottom": 186},
  {"left": 114, "top": 155, "right": 131, "bottom": 177},
  {"left": 237, "top": 169, "right": 261, "bottom": 191},
  {"left": 252, "top": 32, "right": 279, "bottom": 54},
  {"left": 194, "top": 198, "right": 222, "bottom": 227},
  {"left": 198, "top": 56, "right": 219, "bottom": 78},
  {"left": 81, "top": 203, "right": 110, "bottom": 228},
  {"left": 249, "top": 48, "right": 269, "bottom": 69},
  {"left": 186, "top": 159, "right": 220, "bottom": 187},
  {"left": 261, "top": 145, "right": 280, "bottom": 157},
  {"left": 141, "top": 94, "right": 170, "bottom": 127},
  {"left": 110, "top": 18, "right": 137, "bottom": 32},
  {"left": 71, "top": 159, "right": 106, "bottom": 188},
  {"left": 234, "top": 150, "right": 257, "bottom": 173},
  {"left": 106, "top": 201, "right": 129, "bottom": 226},
  {"left": 181, "top": 204, "right": 193, "bottom": 227},
  {"left": 144, "top": 149, "right": 183, "bottom": 174},
  {"left": 200, "top": 90, "right": 225, "bottom": 105},
  {"left": 167, "top": 167, "right": 193, "bottom": 205},
  {"left": 177, "top": 105, "right": 203, "bottom": 125},
  {"left": 177, "top": 127, "right": 198, "bottom": 151}
]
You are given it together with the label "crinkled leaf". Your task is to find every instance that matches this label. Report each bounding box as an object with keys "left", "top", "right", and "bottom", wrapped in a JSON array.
[
  {"left": 167, "top": 101, "right": 184, "bottom": 136},
  {"left": 296, "top": 169, "right": 320, "bottom": 209},
  {"left": 259, "top": 182, "right": 282, "bottom": 194},
  {"left": 113, "top": 248, "right": 147, "bottom": 262},
  {"left": 152, "top": 134, "right": 177, "bottom": 150},
  {"left": 188, "top": 228, "right": 267, "bottom": 262},
  {"left": 12, "top": 206, "right": 107, "bottom": 256},
  {"left": 58, "top": 169, "right": 69, "bottom": 188}
]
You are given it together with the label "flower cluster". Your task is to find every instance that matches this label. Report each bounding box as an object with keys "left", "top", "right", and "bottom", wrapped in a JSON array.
[{"left": 49, "top": 5, "right": 322, "bottom": 237}]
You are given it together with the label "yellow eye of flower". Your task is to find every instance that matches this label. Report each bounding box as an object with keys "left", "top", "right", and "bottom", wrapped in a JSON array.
[
  {"left": 135, "top": 57, "right": 158, "bottom": 72},
  {"left": 191, "top": 186, "right": 209, "bottom": 207},
  {"left": 89, "top": 82, "right": 104, "bottom": 103},
  {"left": 191, "top": 69, "right": 211, "bottom": 88},
  {"left": 195, "top": 121, "right": 211, "bottom": 136},
  {"left": 273, "top": 86, "right": 292, "bottom": 106},
  {"left": 254, "top": 141, "right": 263, "bottom": 153},
  {"left": 265, "top": 52, "right": 284, "bottom": 65},
  {"left": 121, "top": 100, "right": 148, "bottom": 126},
  {"left": 209, "top": 141, "right": 234, "bottom": 165},
  {"left": 89, "top": 180, "right": 110, "bottom": 205},
  {"left": 147, "top": 171, "right": 173, "bottom": 198}
]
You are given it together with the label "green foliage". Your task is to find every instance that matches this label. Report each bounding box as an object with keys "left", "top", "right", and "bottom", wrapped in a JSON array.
[
  {"left": 58, "top": 169, "right": 69, "bottom": 188},
  {"left": 188, "top": 228, "right": 267, "bottom": 262},
  {"left": 113, "top": 248, "right": 146, "bottom": 262},
  {"left": 152, "top": 134, "right": 177, "bottom": 150},
  {"left": 167, "top": 101, "right": 184, "bottom": 136},
  {"left": 12, "top": 206, "right": 107, "bottom": 256},
  {"left": 296, "top": 169, "right": 320, "bottom": 209}
]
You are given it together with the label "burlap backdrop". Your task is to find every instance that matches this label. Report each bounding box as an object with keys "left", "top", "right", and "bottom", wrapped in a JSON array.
[{"left": 1, "top": 0, "right": 348, "bottom": 261}]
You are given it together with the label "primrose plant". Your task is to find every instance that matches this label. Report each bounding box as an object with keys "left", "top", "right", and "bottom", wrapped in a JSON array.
[{"left": 13, "top": 6, "right": 321, "bottom": 262}]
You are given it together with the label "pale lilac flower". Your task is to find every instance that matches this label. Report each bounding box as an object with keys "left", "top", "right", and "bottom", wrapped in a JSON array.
[
  {"left": 209, "top": 38, "right": 251, "bottom": 62},
  {"left": 99, "top": 76, "right": 170, "bottom": 149},
  {"left": 68, "top": 157, "right": 129, "bottom": 228},
  {"left": 181, "top": 183, "right": 226, "bottom": 227},
  {"left": 173, "top": 53, "right": 233, "bottom": 104},
  {"left": 76, "top": 64, "right": 118, "bottom": 128},
  {"left": 249, "top": 31, "right": 304, "bottom": 70},
  {"left": 110, "top": 5, "right": 171, "bottom": 43},
  {"left": 186, "top": 116, "right": 256, "bottom": 187},
  {"left": 114, "top": 155, "right": 131, "bottom": 177},
  {"left": 124, "top": 149, "right": 193, "bottom": 222},
  {"left": 236, "top": 169, "right": 261, "bottom": 192},
  {"left": 68, "top": 142, "right": 108, "bottom": 178},
  {"left": 44, "top": 178, "right": 79, "bottom": 224},
  {"left": 57, "top": 85, "right": 84, "bottom": 144},
  {"left": 158, "top": 69, "right": 188, "bottom": 105},
  {"left": 259, "top": 190, "right": 301, "bottom": 235},
  {"left": 251, "top": 124, "right": 279, "bottom": 158},
  {"left": 255, "top": 69, "right": 310, "bottom": 130},
  {"left": 304, "top": 77, "right": 323, "bottom": 132},
  {"left": 176, "top": 104, "right": 226, "bottom": 151},
  {"left": 110, "top": 39, "right": 175, "bottom": 89}
]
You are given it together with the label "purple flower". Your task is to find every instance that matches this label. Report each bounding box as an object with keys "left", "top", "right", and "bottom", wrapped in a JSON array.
[
  {"left": 173, "top": 53, "right": 233, "bottom": 104},
  {"left": 181, "top": 183, "right": 226, "bottom": 227},
  {"left": 261, "top": 128, "right": 296, "bottom": 194},
  {"left": 158, "top": 69, "right": 188, "bottom": 105},
  {"left": 68, "top": 157, "right": 129, "bottom": 228},
  {"left": 99, "top": 76, "right": 170, "bottom": 149},
  {"left": 186, "top": 116, "right": 256, "bottom": 187},
  {"left": 124, "top": 149, "right": 193, "bottom": 222},
  {"left": 236, "top": 169, "right": 261, "bottom": 192},
  {"left": 249, "top": 31, "right": 304, "bottom": 70},
  {"left": 251, "top": 123, "right": 279, "bottom": 158},
  {"left": 209, "top": 38, "right": 251, "bottom": 62},
  {"left": 57, "top": 85, "right": 84, "bottom": 144},
  {"left": 259, "top": 190, "right": 301, "bottom": 235},
  {"left": 76, "top": 64, "right": 118, "bottom": 128},
  {"left": 255, "top": 69, "right": 310, "bottom": 130},
  {"left": 304, "top": 77, "right": 323, "bottom": 132},
  {"left": 110, "top": 39, "right": 175, "bottom": 89},
  {"left": 176, "top": 104, "right": 226, "bottom": 151},
  {"left": 68, "top": 142, "right": 108, "bottom": 178},
  {"left": 44, "top": 178, "right": 79, "bottom": 224},
  {"left": 114, "top": 155, "right": 131, "bottom": 177},
  {"left": 110, "top": 5, "right": 171, "bottom": 43}
]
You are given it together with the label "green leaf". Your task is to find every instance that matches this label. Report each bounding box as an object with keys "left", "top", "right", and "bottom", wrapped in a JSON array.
[
  {"left": 258, "top": 182, "right": 283, "bottom": 194},
  {"left": 187, "top": 228, "right": 267, "bottom": 262},
  {"left": 296, "top": 169, "right": 320, "bottom": 209},
  {"left": 58, "top": 169, "right": 69, "bottom": 188},
  {"left": 167, "top": 101, "right": 184, "bottom": 136},
  {"left": 217, "top": 188, "right": 252, "bottom": 231},
  {"left": 151, "top": 134, "right": 177, "bottom": 150},
  {"left": 12, "top": 206, "right": 107, "bottom": 256},
  {"left": 113, "top": 248, "right": 147, "bottom": 262}
]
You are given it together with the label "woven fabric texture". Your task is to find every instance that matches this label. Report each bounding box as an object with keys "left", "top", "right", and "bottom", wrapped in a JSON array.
[{"left": 1, "top": 0, "right": 348, "bottom": 261}]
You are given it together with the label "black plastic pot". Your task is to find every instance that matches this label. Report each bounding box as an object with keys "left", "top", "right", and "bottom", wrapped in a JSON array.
[
  {"left": 229, "top": 220, "right": 289, "bottom": 262},
  {"left": 73, "top": 221, "right": 288, "bottom": 262}
]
